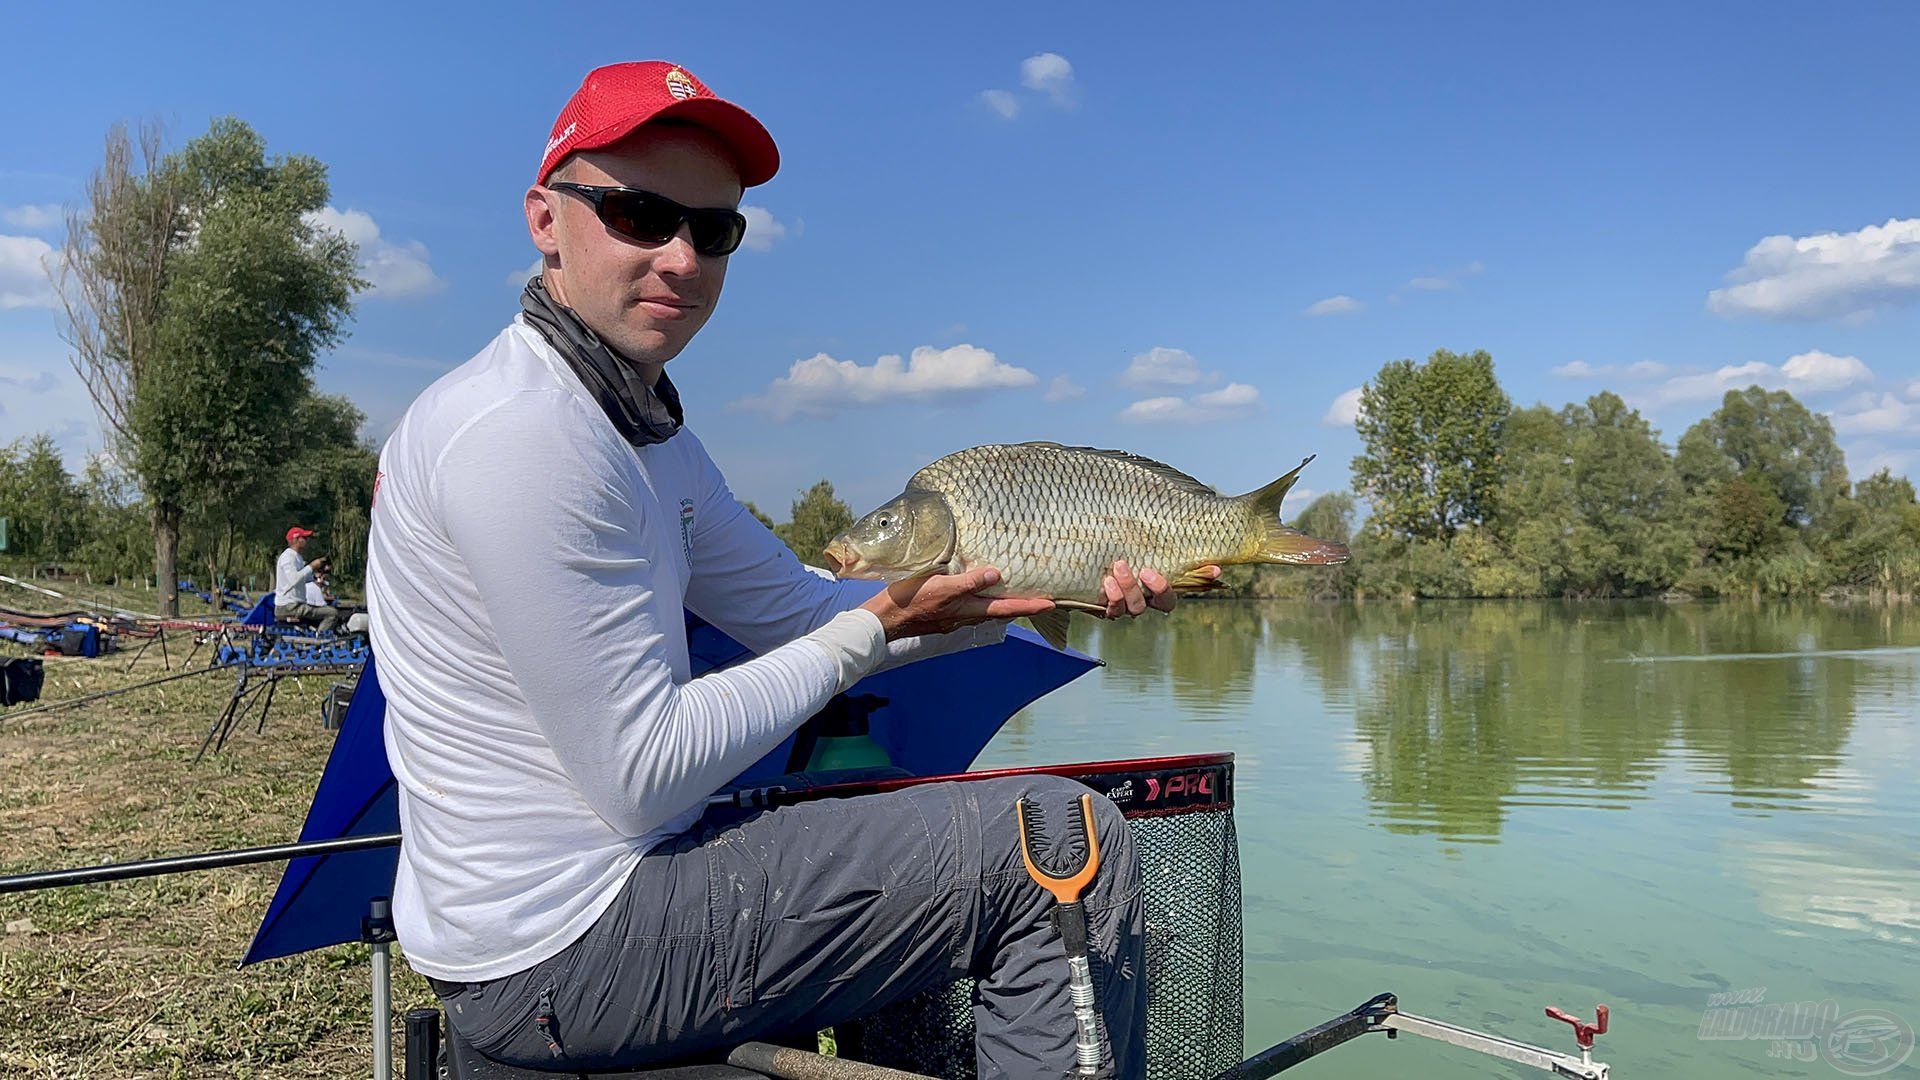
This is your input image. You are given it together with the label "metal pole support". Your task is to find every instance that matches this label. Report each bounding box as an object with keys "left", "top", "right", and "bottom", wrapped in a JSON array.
[
  {"left": 404, "top": 1008, "right": 441, "bottom": 1080},
  {"left": 363, "top": 896, "right": 397, "bottom": 1080}
]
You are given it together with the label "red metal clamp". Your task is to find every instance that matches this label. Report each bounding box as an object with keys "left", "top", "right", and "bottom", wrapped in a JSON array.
[{"left": 1545, "top": 1004, "right": 1609, "bottom": 1049}]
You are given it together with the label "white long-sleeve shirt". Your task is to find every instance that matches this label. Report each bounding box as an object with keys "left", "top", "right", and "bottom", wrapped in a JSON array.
[
  {"left": 274, "top": 547, "right": 316, "bottom": 607},
  {"left": 367, "top": 317, "right": 1002, "bottom": 981}
]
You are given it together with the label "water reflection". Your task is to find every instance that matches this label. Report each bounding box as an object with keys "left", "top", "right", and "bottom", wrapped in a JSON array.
[
  {"left": 1079, "top": 600, "right": 1920, "bottom": 841},
  {"left": 1007, "top": 601, "right": 1920, "bottom": 1078},
  {"left": 1073, "top": 602, "right": 1266, "bottom": 717}
]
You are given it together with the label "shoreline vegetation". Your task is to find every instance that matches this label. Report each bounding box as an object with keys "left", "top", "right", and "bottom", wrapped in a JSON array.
[
  {"left": 1275, "top": 351, "right": 1919, "bottom": 605},
  {"left": 5, "top": 348, "right": 1915, "bottom": 606},
  {"left": 732, "top": 351, "right": 1919, "bottom": 607}
]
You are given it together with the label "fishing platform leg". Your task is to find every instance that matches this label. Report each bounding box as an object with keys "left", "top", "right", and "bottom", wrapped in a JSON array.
[
  {"left": 208, "top": 665, "right": 255, "bottom": 759},
  {"left": 192, "top": 665, "right": 249, "bottom": 763},
  {"left": 252, "top": 671, "right": 281, "bottom": 734},
  {"left": 365, "top": 896, "right": 397, "bottom": 1080}
]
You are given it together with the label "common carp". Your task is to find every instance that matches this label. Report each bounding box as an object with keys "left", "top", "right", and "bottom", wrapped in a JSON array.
[{"left": 823, "top": 442, "right": 1349, "bottom": 649}]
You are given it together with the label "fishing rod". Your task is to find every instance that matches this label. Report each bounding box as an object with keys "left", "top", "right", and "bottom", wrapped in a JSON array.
[
  {"left": 0, "top": 573, "right": 163, "bottom": 622},
  {"left": 0, "top": 662, "right": 237, "bottom": 724},
  {"left": 0, "top": 832, "right": 402, "bottom": 896}
]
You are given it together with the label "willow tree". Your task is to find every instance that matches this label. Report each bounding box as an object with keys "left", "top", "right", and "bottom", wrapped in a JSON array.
[{"left": 56, "top": 119, "right": 360, "bottom": 614}]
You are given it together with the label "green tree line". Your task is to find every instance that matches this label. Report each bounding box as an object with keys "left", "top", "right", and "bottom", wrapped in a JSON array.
[
  {"left": 2, "top": 116, "right": 370, "bottom": 605},
  {"left": 1, "top": 402, "right": 376, "bottom": 595},
  {"left": 737, "top": 352, "right": 1919, "bottom": 603},
  {"left": 1251, "top": 349, "right": 1920, "bottom": 601}
]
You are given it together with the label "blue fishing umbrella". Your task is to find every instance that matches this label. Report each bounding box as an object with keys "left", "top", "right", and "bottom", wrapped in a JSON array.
[{"left": 243, "top": 613, "right": 1096, "bottom": 964}]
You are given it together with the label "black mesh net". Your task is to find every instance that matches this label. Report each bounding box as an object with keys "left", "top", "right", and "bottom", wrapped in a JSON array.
[{"left": 842, "top": 759, "right": 1243, "bottom": 1079}]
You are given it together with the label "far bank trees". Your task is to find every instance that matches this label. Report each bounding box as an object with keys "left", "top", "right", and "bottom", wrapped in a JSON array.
[{"left": 1322, "top": 351, "right": 1920, "bottom": 600}]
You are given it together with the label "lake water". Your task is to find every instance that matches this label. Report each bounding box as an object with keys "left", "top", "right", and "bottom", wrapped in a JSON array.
[{"left": 976, "top": 601, "right": 1920, "bottom": 1078}]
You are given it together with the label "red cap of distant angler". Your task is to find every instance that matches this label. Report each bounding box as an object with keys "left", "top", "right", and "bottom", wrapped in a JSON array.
[
  {"left": 286, "top": 526, "right": 314, "bottom": 542},
  {"left": 537, "top": 61, "right": 779, "bottom": 187}
]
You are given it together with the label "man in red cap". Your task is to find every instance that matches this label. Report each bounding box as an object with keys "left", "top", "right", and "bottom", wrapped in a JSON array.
[
  {"left": 367, "top": 60, "right": 1177, "bottom": 1078},
  {"left": 274, "top": 526, "right": 338, "bottom": 632}
]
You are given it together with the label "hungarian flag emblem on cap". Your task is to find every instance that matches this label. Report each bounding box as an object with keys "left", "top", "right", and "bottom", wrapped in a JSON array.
[{"left": 535, "top": 60, "right": 780, "bottom": 187}]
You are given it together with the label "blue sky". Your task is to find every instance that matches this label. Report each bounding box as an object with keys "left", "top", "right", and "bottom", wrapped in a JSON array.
[{"left": 3, "top": 2, "right": 1917, "bottom": 518}]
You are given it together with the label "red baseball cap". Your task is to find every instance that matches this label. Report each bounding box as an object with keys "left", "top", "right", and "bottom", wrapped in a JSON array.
[
  {"left": 286, "top": 526, "right": 315, "bottom": 543},
  {"left": 538, "top": 61, "right": 779, "bottom": 188}
]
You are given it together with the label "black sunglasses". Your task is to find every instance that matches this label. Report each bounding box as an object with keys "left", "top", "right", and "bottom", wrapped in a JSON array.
[{"left": 547, "top": 182, "right": 748, "bottom": 257}]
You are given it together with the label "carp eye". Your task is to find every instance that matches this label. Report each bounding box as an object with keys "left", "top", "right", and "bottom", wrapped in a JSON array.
[{"left": 877, "top": 514, "right": 894, "bottom": 528}]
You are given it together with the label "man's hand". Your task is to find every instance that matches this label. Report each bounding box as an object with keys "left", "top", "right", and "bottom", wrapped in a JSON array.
[
  {"left": 858, "top": 567, "right": 1054, "bottom": 642},
  {"left": 1096, "top": 559, "right": 1221, "bottom": 618},
  {"left": 309, "top": 556, "right": 331, "bottom": 572}
]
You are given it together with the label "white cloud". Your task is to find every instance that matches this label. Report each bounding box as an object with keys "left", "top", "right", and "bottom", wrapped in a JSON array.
[
  {"left": 1780, "top": 348, "right": 1873, "bottom": 390},
  {"left": 1020, "top": 53, "right": 1076, "bottom": 106},
  {"left": 733, "top": 344, "right": 1038, "bottom": 420},
  {"left": 1043, "top": 375, "right": 1085, "bottom": 403},
  {"left": 1194, "top": 383, "right": 1258, "bottom": 408},
  {"left": 739, "top": 205, "right": 789, "bottom": 252},
  {"left": 2, "top": 204, "right": 61, "bottom": 231},
  {"left": 979, "top": 89, "right": 1020, "bottom": 119},
  {"left": 1554, "top": 359, "right": 1673, "bottom": 380},
  {"left": 1906, "top": 379, "right": 1920, "bottom": 401},
  {"left": 1708, "top": 217, "right": 1920, "bottom": 321},
  {"left": 1405, "top": 260, "right": 1484, "bottom": 291},
  {"left": 1120, "top": 346, "right": 1203, "bottom": 388},
  {"left": 305, "top": 206, "right": 444, "bottom": 300},
  {"left": 506, "top": 255, "right": 543, "bottom": 289},
  {"left": 1645, "top": 361, "right": 1775, "bottom": 406},
  {"left": 0, "top": 234, "right": 58, "bottom": 309},
  {"left": 1302, "top": 294, "right": 1364, "bottom": 317},
  {"left": 1857, "top": 449, "right": 1913, "bottom": 478},
  {"left": 1641, "top": 349, "right": 1874, "bottom": 408},
  {"left": 0, "top": 370, "right": 59, "bottom": 393},
  {"left": 1831, "top": 393, "right": 1915, "bottom": 436},
  {"left": 1118, "top": 382, "right": 1262, "bottom": 424},
  {"left": 1323, "top": 387, "right": 1364, "bottom": 427},
  {"left": 1282, "top": 487, "right": 1317, "bottom": 512}
]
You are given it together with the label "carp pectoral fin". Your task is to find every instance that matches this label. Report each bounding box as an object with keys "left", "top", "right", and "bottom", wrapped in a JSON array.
[
  {"left": 1028, "top": 609, "right": 1073, "bottom": 651},
  {"left": 1168, "top": 568, "right": 1230, "bottom": 591}
]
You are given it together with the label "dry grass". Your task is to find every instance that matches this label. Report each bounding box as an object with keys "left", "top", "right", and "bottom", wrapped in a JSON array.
[{"left": 1, "top": 578, "right": 431, "bottom": 1078}]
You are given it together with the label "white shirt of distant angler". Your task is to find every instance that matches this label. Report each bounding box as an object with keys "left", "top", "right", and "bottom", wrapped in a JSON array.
[{"left": 274, "top": 546, "right": 318, "bottom": 608}]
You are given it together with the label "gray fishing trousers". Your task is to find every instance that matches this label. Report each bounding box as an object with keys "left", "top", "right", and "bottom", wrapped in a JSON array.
[{"left": 429, "top": 774, "right": 1146, "bottom": 1079}]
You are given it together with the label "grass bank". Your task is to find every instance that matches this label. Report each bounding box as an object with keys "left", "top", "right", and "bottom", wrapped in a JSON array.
[{"left": 1, "top": 577, "right": 427, "bottom": 1078}]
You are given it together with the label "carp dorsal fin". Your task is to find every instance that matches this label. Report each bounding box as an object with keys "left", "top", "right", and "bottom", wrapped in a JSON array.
[
  {"left": 1238, "top": 455, "right": 1316, "bottom": 517},
  {"left": 1012, "top": 442, "right": 1219, "bottom": 497}
]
